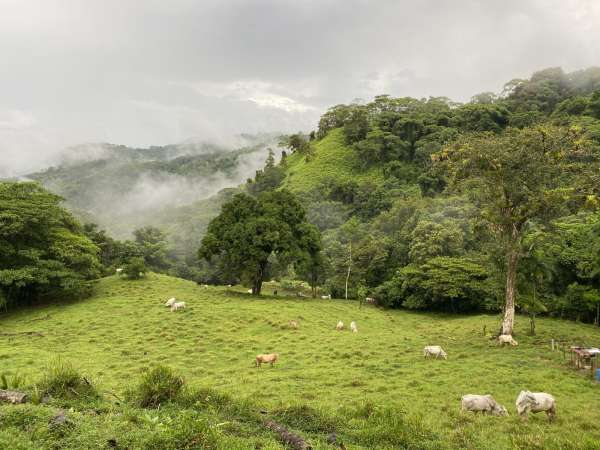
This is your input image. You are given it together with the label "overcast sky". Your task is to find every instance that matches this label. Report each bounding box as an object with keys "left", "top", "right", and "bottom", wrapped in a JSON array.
[{"left": 1, "top": 0, "right": 600, "bottom": 176}]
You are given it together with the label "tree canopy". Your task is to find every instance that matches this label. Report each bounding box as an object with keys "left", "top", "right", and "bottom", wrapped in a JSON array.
[
  {"left": 198, "top": 190, "right": 321, "bottom": 294},
  {"left": 436, "top": 125, "right": 599, "bottom": 334},
  {"left": 0, "top": 182, "right": 101, "bottom": 310}
]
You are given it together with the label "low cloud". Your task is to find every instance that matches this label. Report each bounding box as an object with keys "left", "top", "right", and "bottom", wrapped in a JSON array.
[
  {"left": 179, "top": 79, "right": 317, "bottom": 113},
  {"left": 2, "top": 0, "right": 600, "bottom": 178}
]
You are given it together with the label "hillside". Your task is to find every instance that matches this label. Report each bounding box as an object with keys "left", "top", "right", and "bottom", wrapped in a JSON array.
[
  {"left": 1, "top": 274, "right": 600, "bottom": 448},
  {"left": 27, "top": 137, "right": 278, "bottom": 240},
  {"left": 282, "top": 128, "right": 384, "bottom": 193}
]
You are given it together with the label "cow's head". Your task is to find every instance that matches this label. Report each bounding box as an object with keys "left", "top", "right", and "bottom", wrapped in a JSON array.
[
  {"left": 516, "top": 391, "right": 535, "bottom": 415},
  {"left": 492, "top": 404, "right": 508, "bottom": 416}
]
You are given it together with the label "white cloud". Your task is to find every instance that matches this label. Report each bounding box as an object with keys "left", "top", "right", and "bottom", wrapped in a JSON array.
[
  {"left": 2, "top": 0, "right": 600, "bottom": 177},
  {"left": 0, "top": 110, "right": 37, "bottom": 130},
  {"left": 182, "top": 79, "right": 317, "bottom": 113}
]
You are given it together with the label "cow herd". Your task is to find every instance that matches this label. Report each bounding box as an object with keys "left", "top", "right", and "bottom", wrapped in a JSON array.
[
  {"left": 461, "top": 391, "right": 556, "bottom": 421},
  {"left": 161, "top": 293, "right": 557, "bottom": 421}
]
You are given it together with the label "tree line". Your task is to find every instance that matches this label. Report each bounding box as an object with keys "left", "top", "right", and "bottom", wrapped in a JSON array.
[{"left": 3, "top": 66, "right": 600, "bottom": 336}]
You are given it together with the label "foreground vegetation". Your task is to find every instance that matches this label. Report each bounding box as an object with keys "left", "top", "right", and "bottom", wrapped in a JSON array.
[{"left": 1, "top": 274, "right": 599, "bottom": 449}]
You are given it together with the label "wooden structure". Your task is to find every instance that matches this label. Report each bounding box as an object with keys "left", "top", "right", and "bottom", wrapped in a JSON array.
[{"left": 569, "top": 346, "right": 600, "bottom": 378}]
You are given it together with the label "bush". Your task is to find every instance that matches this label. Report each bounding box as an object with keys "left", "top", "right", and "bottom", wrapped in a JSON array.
[
  {"left": 39, "top": 359, "right": 97, "bottom": 400},
  {"left": 141, "top": 411, "right": 219, "bottom": 450},
  {"left": 272, "top": 404, "right": 338, "bottom": 433},
  {"left": 123, "top": 257, "right": 147, "bottom": 280},
  {"left": 128, "top": 366, "right": 184, "bottom": 408},
  {"left": 375, "top": 257, "right": 492, "bottom": 312}
]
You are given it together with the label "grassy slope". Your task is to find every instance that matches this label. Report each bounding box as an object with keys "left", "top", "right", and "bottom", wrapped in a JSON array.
[
  {"left": 282, "top": 128, "right": 384, "bottom": 193},
  {"left": 1, "top": 274, "right": 600, "bottom": 449}
]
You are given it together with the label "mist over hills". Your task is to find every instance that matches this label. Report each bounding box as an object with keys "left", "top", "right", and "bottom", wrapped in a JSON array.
[{"left": 26, "top": 134, "right": 280, "bottom": 240}]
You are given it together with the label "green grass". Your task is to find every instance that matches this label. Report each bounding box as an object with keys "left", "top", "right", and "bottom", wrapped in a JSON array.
[
  {"left": 1, "top": 274, "right": 600, "bottom": 449},
  {"left": 282, "top": 128, "right": 384, "bottom": 193}
]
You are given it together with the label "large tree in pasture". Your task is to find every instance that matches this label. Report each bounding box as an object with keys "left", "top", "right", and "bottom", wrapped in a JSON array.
[
  {"left": 198, "top": 190, "right": 321, "bottom": 295},
  {"left": 436, "top": 125, "right": 598, "bottom": 335}
]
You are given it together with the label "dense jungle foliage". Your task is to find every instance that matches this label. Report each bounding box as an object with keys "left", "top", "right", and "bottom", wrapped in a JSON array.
[{"left": 4, "top": 66, "right": 600, "bottom": 327}]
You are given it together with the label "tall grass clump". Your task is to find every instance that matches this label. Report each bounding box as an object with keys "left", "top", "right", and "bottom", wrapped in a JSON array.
[
  {"left": 0, "top": 372, "right": 26, "bottom": 390},
  {"left": 128, "top": 365, "right": 184, "bottom": 408},
  {"left": 39, "top": 359, "right": 97, "bottom": 400}
]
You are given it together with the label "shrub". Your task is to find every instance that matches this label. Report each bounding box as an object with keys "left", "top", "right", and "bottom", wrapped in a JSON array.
[
  {"left": 123, "top": 257, "right": 147, "bottom": 280},
  {"left": 271, "top": 404, "right": 338, "bottom": 433},
  {"left": 39, "top": 359, "right": 97, "bottom": 400},
  {"left": 129, "top": 366, "right": 184, "bottom": 408},
  {"left": 142, "top": 411, "right": 219, "bottom": 450}
]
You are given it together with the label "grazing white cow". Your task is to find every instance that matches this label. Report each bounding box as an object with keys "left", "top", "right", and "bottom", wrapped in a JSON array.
[
  {"left": 350, "top": 321, "right": 358, "bottom": 333},
  {"left": 515, "top": 391, "right": 556, "bottom": 421},
  {"left": 165, "top": 297, "right": 176, "bottom": 307},
  {"left": 170, "top": 301, "right": 186, "bottom": 312},
  {"left": 335, "top": 321, "right": 344, "bottom": 331},
  {"left": 423, "top": 345, "right": 447, "bottom": 359},
  {"left": 498, "top": 334, "right": 518, "bottom": 346},
  {"left": 115, "top": 268, "right": 123, "bottom": 275},
  {"left": 247, "top": 289, "right": 253, "bottom": 294},
  {"left": 321, "top": 294, "right": 331, "bottom": 300},
  {"left": 461, "top": 394, "right": 508, "bottom": 416},
  {"left": 365, "top": 297, "right": 376, "bottom": 304}
]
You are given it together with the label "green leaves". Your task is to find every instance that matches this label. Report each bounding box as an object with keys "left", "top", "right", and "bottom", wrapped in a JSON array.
[
  {"left": 0, "top": 182, "right": 101, "bottom": 309},
  {"left": 375, "top": 257, "right": 491, "bottom": 311},
  {"left": 198, "top": 190, "right": 321, "bottom": 293}
]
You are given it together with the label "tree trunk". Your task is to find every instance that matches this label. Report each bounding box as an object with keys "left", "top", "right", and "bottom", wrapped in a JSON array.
[
  {"left": 530, "top": 284, "right": 536, "bottom": 336},
  {"left": 345, "top": 243, "right": 352, "bottom": 300},
  {"left": 253, "top": 279, "right": 262, "bottom": 296},
  {"left": 502, "top": 249, "right": 519, "bottom": 335},
  {"left": 252, "top": 261, "right": 267, "bottom": 295},
  {"left": 596, "top": 301, "right": 599, "bottom": 327},
  {"left": 264, "top": 420, "right": 312, "bottom": 450}
]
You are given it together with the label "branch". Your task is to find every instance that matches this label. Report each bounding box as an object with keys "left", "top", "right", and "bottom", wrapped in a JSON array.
[{"left": 264, "top": 420, "right": 312, "bottom": 450}]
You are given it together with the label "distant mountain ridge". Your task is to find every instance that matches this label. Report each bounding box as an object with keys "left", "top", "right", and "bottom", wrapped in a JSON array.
[
  {"left": 52, "top": 133, "right": 278, "bottom": 167},
  {"left": 27, "top": 134, "right": 280, "bottom": 240}
]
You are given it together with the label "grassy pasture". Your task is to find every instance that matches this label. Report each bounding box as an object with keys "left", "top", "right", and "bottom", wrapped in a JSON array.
[
  {"left": 1, "top": 274, "right": 600, "bottom": 449},
  {"left": 282, "top": 128, "right": 384, "bottom": 193}
]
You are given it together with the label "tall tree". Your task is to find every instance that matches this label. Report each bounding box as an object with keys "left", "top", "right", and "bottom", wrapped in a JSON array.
[
  {"left": 0, "top": 182, "right": 100, "bottom": 310},
  {"left": 133, "top": 226, "right": 170, "bottom": 270},
  {"left": 437, "top": 126, "right": 598, "bottom": 335},
  {"left": 198, "top": 190, "right": 321, "bottom": 295},
  {"left": 295, "top": 224, "right": 328, "bottom": 298}
]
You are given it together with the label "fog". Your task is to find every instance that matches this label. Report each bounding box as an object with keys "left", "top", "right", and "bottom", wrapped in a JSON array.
[
  {"left": 1, "top": 0, "right": 600, "bottom": 177},
  {"left": 32, "top": 138, "right": 276, "bottom": 238}
]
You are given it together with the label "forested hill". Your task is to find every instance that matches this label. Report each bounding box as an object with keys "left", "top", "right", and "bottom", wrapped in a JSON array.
[
  {"left": 249, "top": 66, "right": 600, "bottom": 325},
  {"left": 27, "top": 135, "right": 279, "bottom": 239},
  {"left": 15, "top": 66, "right": 600, "bottom": 326}
]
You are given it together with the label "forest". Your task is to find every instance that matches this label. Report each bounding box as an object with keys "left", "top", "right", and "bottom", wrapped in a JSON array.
[
  {"left": 4, "top": 66, "right": 600, "bottom": 449},
  {"left": 3, "top": 67, "right": 600, "bottom": 332}
]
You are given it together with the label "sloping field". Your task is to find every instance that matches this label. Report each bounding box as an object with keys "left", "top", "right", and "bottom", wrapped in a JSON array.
[
  {"left": 282, "top": 129, "right": 384, "bottom": 193},
  {"left": 1, "top": 274, "right": 600, "bottom": 449}
]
